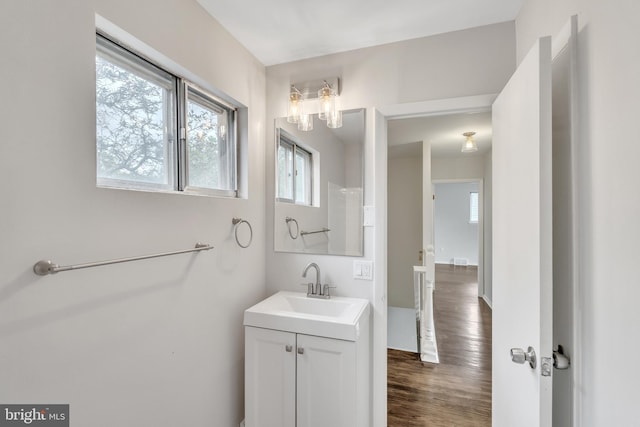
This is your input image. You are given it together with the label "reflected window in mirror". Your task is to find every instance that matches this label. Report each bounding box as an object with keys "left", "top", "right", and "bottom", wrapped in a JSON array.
[{"left": 277, "top": 131, "right": 313, "bottom": 206}]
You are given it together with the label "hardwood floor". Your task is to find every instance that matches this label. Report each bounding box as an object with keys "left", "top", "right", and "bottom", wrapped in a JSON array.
[{"left": 388, "top": 264, "right": 492, "bottom": 426}]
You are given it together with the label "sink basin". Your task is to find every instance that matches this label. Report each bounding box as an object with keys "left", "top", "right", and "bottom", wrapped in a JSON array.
[{"left": 244, "top": 291, "right": 370, "bottom": 341}]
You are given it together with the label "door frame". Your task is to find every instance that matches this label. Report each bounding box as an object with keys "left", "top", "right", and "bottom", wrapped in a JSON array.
[
  {"left": 372, "top": 94, "right": 496, "bottom": 426},
  {"left": 374, "top": 16, "right": 581, "bottom": 422},
  {"left": 432, "top": 178, "right": 486, "bottom": 303}
]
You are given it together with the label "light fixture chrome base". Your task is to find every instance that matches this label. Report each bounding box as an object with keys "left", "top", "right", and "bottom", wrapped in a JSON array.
[{"left": 290, "top": 77, "right": 340, "bottom": 98}]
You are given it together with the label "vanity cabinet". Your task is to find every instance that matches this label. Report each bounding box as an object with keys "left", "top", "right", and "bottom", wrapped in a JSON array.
[{"left": 245, "top": 326, "right": 368, "bottom": 427}]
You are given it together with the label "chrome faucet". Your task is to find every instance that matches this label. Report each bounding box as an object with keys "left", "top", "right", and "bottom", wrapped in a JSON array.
[
  {"left": 302, "top": 262, "right": 322, "bottom": 296},
  {"left": 302, "top": 262, "right": 335, "bottom": 298}
]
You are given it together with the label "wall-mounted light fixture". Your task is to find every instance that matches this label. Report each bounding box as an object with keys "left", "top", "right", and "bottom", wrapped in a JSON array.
[
  {"left": 287, "top": 86, "right": 303, "bottom": 124},
  {"left": 461, "top": 131, "right": 478, "bottom": 153},
  {"left": 287, "top": 78, "right": 342, "bottom": 131}
]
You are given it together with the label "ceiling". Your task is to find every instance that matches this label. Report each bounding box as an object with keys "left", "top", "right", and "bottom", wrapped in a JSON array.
[
  {"left": 196, "top": 0, "right": 508, "bottom": 160},
  {"left": 196, "top": 0, "right": 524, "bottom": 66},
  {"left": 388, "top": 111, "right": 492, "bottom": 159}
]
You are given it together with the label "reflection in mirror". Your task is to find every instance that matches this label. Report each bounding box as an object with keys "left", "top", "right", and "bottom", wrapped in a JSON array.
[{"left": 274, "top": 108, "right": 365, "bottom": 256}]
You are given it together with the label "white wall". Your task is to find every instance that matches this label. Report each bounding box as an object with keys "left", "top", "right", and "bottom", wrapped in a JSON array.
[
  {"left": 387, "top": 155, "right": 422, "bottom": 308},
  {"left": 516, "top": 1, "right": 640, "bottom": 425},
  {"left": 0, "top": 1, "right": 265, "bottom": 426},
  {"left": 432, "top": 156, "right": 486, "bottom": 180},
  {"left": 265, "top": 22, "right": 516, "bottom": 426},
  {"left": 434, "top": 182, "right": 479, "bottom": 265}
]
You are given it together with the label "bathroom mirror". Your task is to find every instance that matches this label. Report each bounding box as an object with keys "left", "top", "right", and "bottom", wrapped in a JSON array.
[{"left": 274, "top": 108, "right": 365, "bottom": 256}]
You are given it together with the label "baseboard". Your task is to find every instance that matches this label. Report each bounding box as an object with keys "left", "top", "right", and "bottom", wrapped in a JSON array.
[
  {"left": 434, "top": 262, "right": 479, "bottom": 267},
  {"left": 482, "top": 294, "right": 493, "bottom": 309}
]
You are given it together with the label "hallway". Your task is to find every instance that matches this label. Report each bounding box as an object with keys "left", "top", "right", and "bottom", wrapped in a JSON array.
[{"left": 388, "top": 264, "right": 492, "bottom": 426}]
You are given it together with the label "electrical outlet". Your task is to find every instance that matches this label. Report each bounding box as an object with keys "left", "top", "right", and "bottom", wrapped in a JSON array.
[{"left": 353, "top": 260, "right": 374, "bottom": 280}]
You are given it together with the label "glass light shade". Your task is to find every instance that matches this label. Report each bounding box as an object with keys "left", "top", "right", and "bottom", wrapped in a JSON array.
[
  {"left": 461, "top": 136, "right": 478, "bottom": 153},
  {"left": 287, "top": 89, "right": 302, "bottom": 123},
  {"left": 317, "top": 85, "right": 335, "bottom": 121},
  {"left": 326, "top": 110, "right": 343, "bottom": 129},
  {"left": 298, "top": 113, "right": 313, "bottom": 131}
]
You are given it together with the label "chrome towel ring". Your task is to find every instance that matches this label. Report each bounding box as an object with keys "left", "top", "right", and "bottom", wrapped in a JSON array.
[
  {"left": 285, "top": 217, "right": 299, "bottom": 239},
  {"left": 232, "top": 218, "right": 253, "bottom": 248}
]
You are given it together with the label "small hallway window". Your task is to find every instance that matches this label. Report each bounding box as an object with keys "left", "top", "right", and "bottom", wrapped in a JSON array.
[{"left": 469, "top": 192, "right": 479, "bottom": 223}]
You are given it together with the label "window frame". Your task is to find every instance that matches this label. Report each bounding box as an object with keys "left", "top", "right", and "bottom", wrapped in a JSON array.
[
  {"left": 276, "top": 129, "right": 313, "bottom": 206},
  {"left": 95, "top": 32, "right": 238, "bottom": 197},
  {"left": 180, "top": 82, "right": 238, "bottom": 197}
]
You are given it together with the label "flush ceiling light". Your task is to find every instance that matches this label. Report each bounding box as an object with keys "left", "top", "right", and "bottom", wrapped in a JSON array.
[
  {"left": 461, "top": 131, "right": 478, "bottom": 153},
  {"left": 287, "top": 78, "right": 342, "bottom": 131}
]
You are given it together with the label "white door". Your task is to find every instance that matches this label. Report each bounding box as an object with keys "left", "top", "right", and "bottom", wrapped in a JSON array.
[
  {"left": 245, "top": 327, "right": 296, "bottom": 427},
  {"left": 296, "top": 334, "right": 357, "bottom": 427},
  {"left": 492, "top": 36, "right": 553, "bottom": 426}
]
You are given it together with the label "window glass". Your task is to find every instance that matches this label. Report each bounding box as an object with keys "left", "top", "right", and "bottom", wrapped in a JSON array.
[
  {"left": 277, "top": 141, "right": 294, "bottom": 200},
  {"left": 295, "top": 149, "right": 311, "bottom": 205},
  {"left": 276, "top": 132, "right": 312, "bottom": 206},
  {"left": 470, "top": 192, "right": 479, "bottom": 223},
  {"left": 186, "top": 88, "right": 235, "bottom": 193},
  {"left": 96, "top": 40, "right": 176, "bottom": 188}
]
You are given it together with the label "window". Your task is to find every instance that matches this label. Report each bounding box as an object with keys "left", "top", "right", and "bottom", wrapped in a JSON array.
[
  {"left": 277, "top": 131, "right": 312, "bottom": 205},
  {"left": 184, "top": 86, "right": 236, "bottom": 194},
  {"left": 95, "top": 33, "right": 237, "bottom": 196},
  {"left": 470, "top": 192, "right": 479, "bottom": 223}
]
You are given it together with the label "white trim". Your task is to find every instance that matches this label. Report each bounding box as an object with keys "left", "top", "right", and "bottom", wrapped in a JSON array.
[
  {"left": 375, "top": 94, "right": 496, "bottom": 426},
  {"left": 377, "top": 94, "right": 497, "bottom": 119},
  {"left": 552, "top": 15, "right": 581, "bottom": 427},
  {"left": 95, "top": 14, "right": 245, "bottom": 110},
  {"left": 482, "top": 294, "right": 493, "bottom": 309},
  {"left": 372, "top": 108, "right": 388, "bottom": 427}
]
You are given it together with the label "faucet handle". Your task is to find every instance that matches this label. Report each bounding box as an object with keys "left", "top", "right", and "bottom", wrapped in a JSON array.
[
  {"left": 301, "top": 282, "right": 314, "bottom": 295},
  {"left": 322, "top": 284, "right": 336, "bottom": 298}
]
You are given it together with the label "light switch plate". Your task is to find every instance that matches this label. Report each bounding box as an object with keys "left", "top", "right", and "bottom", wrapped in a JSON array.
[
  {"left": 363, "top": 206, "right": 375, "bottom": 227},
  {"left": 353, "top": 260, "right": 374, "bottom": 280}
]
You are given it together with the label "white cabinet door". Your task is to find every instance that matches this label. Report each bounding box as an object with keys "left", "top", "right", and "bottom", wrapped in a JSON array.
[
  {"left": 245, "top": 327, "right": 296, "bottom": 427},
  {"left": 296, "top": 334, "right": 357, "bottom": 427},
  {"left": 492, "top": 36, "right": 553, "bottom": 427}
]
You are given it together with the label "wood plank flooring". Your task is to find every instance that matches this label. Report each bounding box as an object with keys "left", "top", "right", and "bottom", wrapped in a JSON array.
[{"left": 388, "top": 264, "right": 492, "bottom": 426}]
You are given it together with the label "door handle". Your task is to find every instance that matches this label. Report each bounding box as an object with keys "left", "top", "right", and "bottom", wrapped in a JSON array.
[
  {"left": 285, "top": 345, "right": 293, "bottom": 353},
  {"left": 510, "top": 346, "right": 537, "bottom": 369},
  {"left": 553, "top": 345, "right": 570, "bottom": 370},
  {"left": 297, "top": 347, "right": 304, "bottom": 355}
]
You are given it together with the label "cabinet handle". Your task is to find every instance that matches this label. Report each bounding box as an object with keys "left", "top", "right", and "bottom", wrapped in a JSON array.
[
  {"left": 285, "top": 345, "right": 293, "bottom": 352},
  {"left": 297, "top": 347, "right": 304, "bottom": 355}
]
